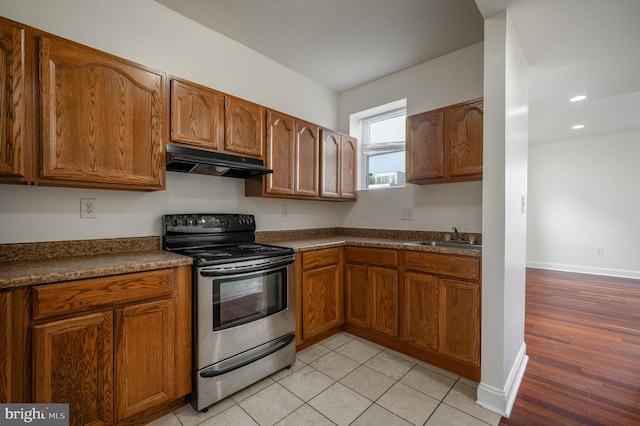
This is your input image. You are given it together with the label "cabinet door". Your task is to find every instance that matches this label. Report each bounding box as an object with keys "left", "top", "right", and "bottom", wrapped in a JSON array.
[
  {"left": 339, "top": 136, "right": 357, "bottom": 199},
  {"left": 0, "top": 19, "right": 32, "bottom": 182},
  {"left": 370, "top": 267, "right": 398, "bottom": 337},
  {"left": 406, "top": 109, "right": 444, "bottom": 182},
  {"left": 115, "top": 299, "right": 175, "bottom": 420},
  {"left": 302, "top": 263, "right": 343, "bottom": 339},
  {"left": 320, "top": 129, "right": 340, "bottom": 199},
  {"left": 345, "top": 263, "right": 370, "bottom": 328},
  {"left": 401, "top": 272, "right": 438, "bottom": 350},
  {"left": 265, "top": 110, "right": 295, "bottom": 195},
  {"left": 0, "top": 291, "right": 10, "bottom": 402},
  {"left": 0, "top": 290, "right": 8, "bottom": 402},
  {"left": 445, "top": 99, "right": 483, "bottom": 178},
  {"left": 295, "top": 120, "right": 319, "bottom": 197},
  {"left": 439, "top": 279, "right": 480, "bottom": 365},
  {"left": 224, "top": 96, "right": 264, "bottom": 158},
  {"left": 33, "top": 312, "right": 114, "bottom": 426},
  {"left": 39, "top": 36, "right": 166, "bottom": 190},
  {"left": 171, "top": 79, "right": 224, "bottom": 151}
]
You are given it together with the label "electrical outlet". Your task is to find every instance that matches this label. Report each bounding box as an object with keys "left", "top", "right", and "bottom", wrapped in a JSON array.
[
  {"left": 401, "top": 208, "right": 413, "bottom": 220},
  {"left": 80, "top": 198, "right": 96, "bottom": 218},
  {"left": 282, "top": 204, "right": 289, "bottom": 217},
  {"left": 595, "top": 247, "right": 604, "bottom": 255}
]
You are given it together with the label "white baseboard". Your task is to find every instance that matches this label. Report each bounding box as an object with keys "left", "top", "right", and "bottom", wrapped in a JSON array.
[
  {"left": 476, "top": 342, "right": 528, "bottom": 417},
  {"left": 527, "top": 261, "right": 640, "bottom": 280}
]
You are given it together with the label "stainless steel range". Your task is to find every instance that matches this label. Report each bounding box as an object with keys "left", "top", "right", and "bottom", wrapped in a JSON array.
[{"left": 162, "top": 213, "right": 296, "bottom": 412}]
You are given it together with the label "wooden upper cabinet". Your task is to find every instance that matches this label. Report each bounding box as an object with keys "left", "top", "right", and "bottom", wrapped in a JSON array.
[
  {"left": 39, "top": 36, "right": 166, "bottom": 190},
  {"left": 406, "top": 109, "right": 444, "bottom": 181},
  {"left": 247, "top": 109, "right": 356, "bottom": 201},
  {"left": 340, "top": 135, "right": 357, "bottom": 199},
  {"left": 406, "top": 98, "right": 483, "bottom": 184},
  {"left": 224, "top": 96, "right": 264, "bottom": 158},
  {"left": 170, "top": 79, "right": 223, "bottom": 151},
  {"left": 0, "top": 18, "right": 34, "bottom": 182},
  {"left": 445, "top": 99, "right": 483, "bottom": 178},
  {"left": 320, "top": 129, "right": 340, "bottom": 199},
  {"left": 170, "top": 78, "right": 264, "bottom": 159},
  {"left": 295, "top": 120, "right": 319, "bottom": 197},
  {"left": 320, "top": 129, "right": 357, "bottom": 200},
  {"left": 265, "top": 110, "right": 295, "bottom": 195}
]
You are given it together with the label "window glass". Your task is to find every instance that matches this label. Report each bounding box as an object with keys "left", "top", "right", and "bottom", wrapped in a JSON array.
[{"left": 361, "top": 106, "right": 406, "bottom": 189}]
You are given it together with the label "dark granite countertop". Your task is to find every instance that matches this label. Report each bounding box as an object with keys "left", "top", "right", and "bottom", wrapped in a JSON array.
[
  {"left": 0, "top": 237, "right": 192, "bottom": 289},
  {"left": 0, "top": 229, "right": 481, "bottom": 290},
  {"left": 256, "top": 228, "right": 482, "bottom": 257}
]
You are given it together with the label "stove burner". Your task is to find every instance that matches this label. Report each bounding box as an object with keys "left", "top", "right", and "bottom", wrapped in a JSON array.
[{"left": 162, "top": 214, "right": 294, "bottom": 266}]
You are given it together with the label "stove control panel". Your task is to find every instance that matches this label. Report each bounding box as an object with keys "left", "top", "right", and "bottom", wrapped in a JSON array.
[{"left": 163, "top": 213, "right": 255, "bottom": 234}]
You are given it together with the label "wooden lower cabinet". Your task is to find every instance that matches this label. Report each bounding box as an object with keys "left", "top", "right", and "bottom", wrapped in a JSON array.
[
  {"left": 115, "top": 300, "right": 175, "bottom": 420},
  {"left": 344, "top": 263, "right": 369, "bottom": 329},
  {"left": 294, "top": 245, "right": 481, "bottom": 381},
  {"left": 344, "top": 247, "right": 399, "bottom": 337},
  {"left": 401, "top": 250, "right": 481, "bottom": 369},
  {"left": 33, "top": 312, "right": 114, "bottom": 426},
  {"left": 439, "top": 278, "right": 480, "bottom": 365},
  {"left": 299, "top": 248, "right": 344, "bottom": 345},
  {"left": 369, "top": 267, "right": 399, "bottom": 336},
  {"left": 401, "top": 272, "right": 439, "bottom": 351},
  {"left": 28, "top": 266, "right": 191, "bottom": 426}
]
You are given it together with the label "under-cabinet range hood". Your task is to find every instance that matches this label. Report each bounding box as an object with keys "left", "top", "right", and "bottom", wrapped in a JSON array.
[{"left": 166, "top": 144, "right": 273, "bottom": 179}]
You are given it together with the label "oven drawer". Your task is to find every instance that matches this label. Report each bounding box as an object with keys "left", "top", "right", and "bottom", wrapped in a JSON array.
[{"left": 32, "top": 269, "right": 174, "bottom": 320}]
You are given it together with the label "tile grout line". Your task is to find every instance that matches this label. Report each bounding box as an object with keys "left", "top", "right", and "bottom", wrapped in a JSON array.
[{"left": 175, "top": 333, "right": 494, "bottom": 426}]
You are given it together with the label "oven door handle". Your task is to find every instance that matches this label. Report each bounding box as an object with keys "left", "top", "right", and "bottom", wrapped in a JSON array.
[
  {"left": 199, "top": 256, "right": 294, "bottom": 277},
  {"left": 199, "top": 333, "right": 295, "bottom": 378}
]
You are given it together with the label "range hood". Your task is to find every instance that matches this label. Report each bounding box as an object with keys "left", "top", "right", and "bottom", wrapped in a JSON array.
[{"left": 166, "top": 145, "right": 273, "bottom": 179}]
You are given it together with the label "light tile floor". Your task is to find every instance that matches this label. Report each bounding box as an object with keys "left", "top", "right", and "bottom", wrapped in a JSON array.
[{"left": 149, "top": 333, "right": 501, "bottom": 426}]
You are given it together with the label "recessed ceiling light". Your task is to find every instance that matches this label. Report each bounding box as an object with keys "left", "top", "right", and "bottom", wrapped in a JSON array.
[
  {"left": 569, "top": 95, "right": 587, "bottom": 102},
  {"left": 571, "top": 124, "right": 585, "bottom": 130}
]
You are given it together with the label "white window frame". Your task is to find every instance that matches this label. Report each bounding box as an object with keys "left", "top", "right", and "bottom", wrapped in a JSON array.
[{"left": 349, "top": 99, "right": 407, "bottom": 190}]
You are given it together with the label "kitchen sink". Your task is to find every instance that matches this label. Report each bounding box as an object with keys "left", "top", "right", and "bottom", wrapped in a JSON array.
[{"left": 404, "top": 240, "right": 482, "bottom": 251}]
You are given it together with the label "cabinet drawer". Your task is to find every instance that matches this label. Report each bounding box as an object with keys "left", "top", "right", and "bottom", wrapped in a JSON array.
[
  {"left": 404, "top": 251, "right": 480, "bottom": 280},
  {"left": 302, "top": 247, "right": 340, "bottom": 270},
  {"left": 32, "top": 269, "right": 173, "bottom": 321},
  {"left": 345, "top": 247, "right": 398, "bottom": 268}
]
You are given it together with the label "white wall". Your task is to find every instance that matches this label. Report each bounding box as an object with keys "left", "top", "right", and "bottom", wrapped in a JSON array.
[
  {"left": 338, "top": 43, "right": 484, "bottom": 233},
  {"left": 0, "top": 0, "right": 349, "bottom": 243},
  {"left": 527, "top": 130, "right": 640, "bottom": 279},
  {"left": 0, "top": 0, "right": 486, "bottom": 244},
  {"left": 476, "top": 11, "right": 528, "bottom": 417}
]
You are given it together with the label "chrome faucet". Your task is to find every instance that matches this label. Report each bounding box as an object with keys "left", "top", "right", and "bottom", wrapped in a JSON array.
[{"left": 452, "top": 226, "right": 462, "bottom": 241}]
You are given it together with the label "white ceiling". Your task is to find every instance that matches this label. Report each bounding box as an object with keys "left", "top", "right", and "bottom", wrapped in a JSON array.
[
  {"left": 154, "top": 0, "right": 484, "bottom": 93},
  {"left": 156, "top": 0, "right": 640, "bottom": 144},
  {"left": 478, "top": 0, "right": 640, "bottom": 144}
]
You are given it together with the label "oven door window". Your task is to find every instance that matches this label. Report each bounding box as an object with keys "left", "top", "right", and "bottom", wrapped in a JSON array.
[{"left": 213, "top": 268, "right": 287, "bottom": 331}]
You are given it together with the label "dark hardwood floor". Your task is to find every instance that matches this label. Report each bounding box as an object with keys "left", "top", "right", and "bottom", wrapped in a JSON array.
[{"left": 500, "top": 268, "right": 640, "bottom": 425}]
